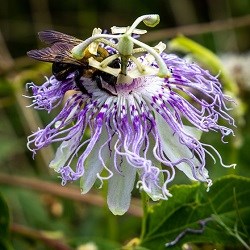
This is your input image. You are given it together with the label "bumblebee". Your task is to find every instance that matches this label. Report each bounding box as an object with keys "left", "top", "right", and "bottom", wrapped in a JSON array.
[{"left": 27, "top": 30, "right": 119, "bottom": 95}]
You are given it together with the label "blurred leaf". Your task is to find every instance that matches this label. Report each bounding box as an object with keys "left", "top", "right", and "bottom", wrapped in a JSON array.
[
  {"left": 0, "top": 78, "right": 13, "bottom": 97},
  {"left": 131, "top": 247, "right": 150, "bottom": 250},
  {"left": 140, "top": 175, "right": 250, "bottom": 250},
  {"left": 3, "top": 186, "right": 68, "bottom": 232},
  {"left": 0, "top": 135, "right": 24, "bottom": 162},
  {"left": 0, "top": 193, "right": 13, "bottom": 250},
  {"left": 0, "top": 193, "right": 10, "bottom": 238},
  {"left": 70, "top": 237, "right": 121, "bottom": 250},
  {"left": 0, "top": 240, "right": 13, "bottom": 250},
  {"left": 0, "top": 110, "right": 26, "bottom": 163}
]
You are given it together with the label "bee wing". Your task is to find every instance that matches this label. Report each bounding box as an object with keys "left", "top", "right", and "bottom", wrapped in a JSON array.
[
  {"left": 38, "top": 30, "right": 83, "bottom": 46},
  {"left": 27, "top": 42, "right": 83, "bottom": 65}
]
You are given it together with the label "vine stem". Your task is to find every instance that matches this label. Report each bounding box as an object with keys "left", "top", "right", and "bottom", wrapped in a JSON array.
[
  {"left": 0, "top": 173, "right": 142, "bottom": 217},
  {"left": 11, "top": 223, "right": 72, "bottom": 250},
  {"left": 122, "top": 191, "right": 149, "bottom": 249}
]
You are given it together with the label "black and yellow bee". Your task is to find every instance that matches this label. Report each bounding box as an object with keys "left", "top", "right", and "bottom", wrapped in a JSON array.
[{"left": 27, "top": 30, "right": 119, "bottom": 95}]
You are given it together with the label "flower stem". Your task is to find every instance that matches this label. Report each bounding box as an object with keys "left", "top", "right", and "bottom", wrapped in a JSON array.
[{"left": 140, "top": 191, "right": 149, "bottom": 240}]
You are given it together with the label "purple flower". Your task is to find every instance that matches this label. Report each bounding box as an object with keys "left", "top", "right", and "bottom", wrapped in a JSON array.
[{"left": 26, "top": 15, "right": 235, "bottom": 215}]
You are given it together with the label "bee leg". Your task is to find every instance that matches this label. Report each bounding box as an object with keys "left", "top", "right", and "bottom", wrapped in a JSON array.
[
  {"left": 109, "top": 76, "right": 117, "bottom": 93},
  {"left": 74, "top": 69, "right": 91, "bottom": 97},
  {"left": 94, "top": 75, "right": 117, "bottom": 96},
  {"left": 94, "top": 75, "right": 104, "bottom": 91}
]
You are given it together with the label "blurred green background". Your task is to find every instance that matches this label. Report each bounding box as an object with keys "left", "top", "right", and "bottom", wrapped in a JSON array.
[{"left": 0, "top": 0, "right": 250, "bottom": 249}]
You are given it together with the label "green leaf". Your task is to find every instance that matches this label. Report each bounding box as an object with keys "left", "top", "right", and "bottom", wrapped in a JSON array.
[{"left": 140, "top": 175, "right": 250, "bottom": 250}]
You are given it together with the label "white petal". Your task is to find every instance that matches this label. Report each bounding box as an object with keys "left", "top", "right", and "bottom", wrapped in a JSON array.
[
  {"left": 80, "top": 128, "right": 109, "bottom": 194},
  {"left": 49, "top": 130, "right": 82, "bottom": 171},
  {"left": 107, "top": 158, "right": 136, "bottom": 215},
  {"left": 148, "top": 177, "right": 165, "bottom": 201},
  {"left": 182, "top": 125, "right": 202, "bottom": 140},
  {"left": 143, "top": 172, "right": 165, "bottom": 201},
  {"left": 154, "top": 111, "right": 208, "bottom": 181}
]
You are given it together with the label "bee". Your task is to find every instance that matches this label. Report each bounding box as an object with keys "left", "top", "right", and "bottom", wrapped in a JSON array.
[{"left": 27, "top": 30, "right": 119, "bottom": 96}]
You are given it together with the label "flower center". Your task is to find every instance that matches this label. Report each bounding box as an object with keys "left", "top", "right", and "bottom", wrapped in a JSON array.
[{"left": 71, "top": 14, "right": 171, "bottom": 84}]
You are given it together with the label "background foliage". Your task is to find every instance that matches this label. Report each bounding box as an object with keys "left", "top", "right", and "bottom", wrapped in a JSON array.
[{"left": 0, "top": 0, "right": 250, "bottom": 249}]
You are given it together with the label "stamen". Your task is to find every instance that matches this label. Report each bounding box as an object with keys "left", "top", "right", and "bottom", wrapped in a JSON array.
[
  {"left": 130, "top": 36, "right": 171, "bottom": 78},
  {"left": 88, "top": 28, "right": 102, "bottom": 55},
  {"left": 99, "top": 54, "right": 120, "bottom": 68},
  {"left": 130, "top": 55, "right": 146, "bottom": 73},
  {"left": 126, "top": 14, "right": 160, "bottom": 35},
  {"left": 111, "top": 27, "right": 147, "bottom": 35},
  {"left": 71, "top": 34, "right": 119, "bottom": 59},
  {"left": 88, "top": 57, "right": 120, "bottom": 76}
]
